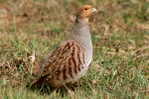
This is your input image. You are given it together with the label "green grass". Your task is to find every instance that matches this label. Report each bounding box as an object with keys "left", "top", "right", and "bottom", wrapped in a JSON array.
[{"left": 0, "top": 0, "right": 149, "bottom": 98}]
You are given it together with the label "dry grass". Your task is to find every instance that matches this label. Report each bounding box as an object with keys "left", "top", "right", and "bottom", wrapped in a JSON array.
[{"left": 0, "top": 0, "right": 149, "bottom": 98}]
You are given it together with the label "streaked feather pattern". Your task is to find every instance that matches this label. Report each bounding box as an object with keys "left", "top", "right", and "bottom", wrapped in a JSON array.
[{"left": 33, "top": 40, "right": 86, "bottom": 87}]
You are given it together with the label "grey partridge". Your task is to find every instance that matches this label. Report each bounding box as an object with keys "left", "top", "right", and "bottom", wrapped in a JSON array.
[{"left": 32, "top": 5, "right": 97, "bottom": 88}]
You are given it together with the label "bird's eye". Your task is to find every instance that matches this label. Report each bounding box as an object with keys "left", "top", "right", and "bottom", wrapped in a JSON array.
[{"left": 84, "top": 8, "right": 88, "bottom": 10}]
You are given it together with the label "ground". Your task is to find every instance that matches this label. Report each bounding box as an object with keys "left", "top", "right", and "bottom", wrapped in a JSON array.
[{"left": 0, "top": 0, "right": 149, "bottom": 99}]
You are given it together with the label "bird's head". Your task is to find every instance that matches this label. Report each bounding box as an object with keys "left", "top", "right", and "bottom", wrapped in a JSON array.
[{"left": 76, "top": 5, "right": 97, "bottom": 22}]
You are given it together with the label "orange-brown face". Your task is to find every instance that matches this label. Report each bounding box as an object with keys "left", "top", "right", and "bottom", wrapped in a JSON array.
[{"left": 77, "top": 5, "right": 97, "bottom": 19}]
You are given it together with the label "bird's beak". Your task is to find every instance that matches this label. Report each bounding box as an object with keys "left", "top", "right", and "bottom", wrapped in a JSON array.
[{"left": 91, "top": 8, "right": 97, "bottom": 13}]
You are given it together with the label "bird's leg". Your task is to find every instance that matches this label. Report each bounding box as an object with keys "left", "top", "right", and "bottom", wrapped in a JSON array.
[
  {"left": 67, "top": 81, "right": 81, "bottom": 91},
  {"left": 63, "top": 84, "right": 75, "bottom": 96}
]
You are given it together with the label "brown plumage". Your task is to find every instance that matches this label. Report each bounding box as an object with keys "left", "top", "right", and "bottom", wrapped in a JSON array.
[{"left": 32, "top": 5, "right": 97, "bottom": 88}]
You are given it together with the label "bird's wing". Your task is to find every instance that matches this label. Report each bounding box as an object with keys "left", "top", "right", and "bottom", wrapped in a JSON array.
[{"left": 40, "top": 40, "right": 85, "bottom": 80}]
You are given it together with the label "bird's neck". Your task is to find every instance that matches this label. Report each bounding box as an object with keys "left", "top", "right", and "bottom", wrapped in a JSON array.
[
  {"left": 75, "top": 17, "right": 89, "bottom": 23},
  {"left": 71, "top": 18, "right": 92, "bottom": 48},
  {"left": 70, "top": 18, "right": 93, "bottom": 64}
]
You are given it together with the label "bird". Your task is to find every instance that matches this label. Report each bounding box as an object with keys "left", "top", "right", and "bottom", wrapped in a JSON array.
[{"left": 31, "top": 5, "right": 97, "bottom": 88}]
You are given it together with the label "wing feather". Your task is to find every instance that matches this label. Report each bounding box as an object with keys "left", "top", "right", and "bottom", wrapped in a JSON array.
[{"left": 40, "top": 40, "right": 85, "bottom": 80}]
